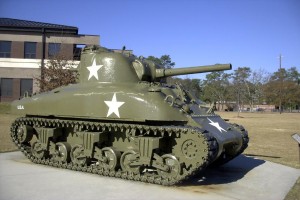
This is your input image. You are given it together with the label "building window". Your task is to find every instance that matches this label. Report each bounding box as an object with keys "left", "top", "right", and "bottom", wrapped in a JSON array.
[
  {"left": 0, "top": 78, "right": 13, "bottom": 97},
  {"left": 20, "top": 79, "right": 33, "bottom": 97},
  {"left": 0, "top": 41, "right": 11, "bottom": 58},
  {"left": 24, "top": 42, "right": 37, "bottom": 58},
  {"left": 48, "top": 43, "right": 61, "bottom": 58}
]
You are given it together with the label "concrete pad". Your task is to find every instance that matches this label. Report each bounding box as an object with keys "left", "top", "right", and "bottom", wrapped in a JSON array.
[{"left": 0, "top": 152, "right": 299, "bottom": 200}]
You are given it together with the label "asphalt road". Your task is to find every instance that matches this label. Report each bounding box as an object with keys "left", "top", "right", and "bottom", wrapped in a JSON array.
[{"left": 0, "top": 152, "right": 299, "bottom": 200}]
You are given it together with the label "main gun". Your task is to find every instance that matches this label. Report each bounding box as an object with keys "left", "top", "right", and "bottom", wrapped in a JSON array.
[{"left": 133, "top": 58, "right": 232, "bottom": 82}]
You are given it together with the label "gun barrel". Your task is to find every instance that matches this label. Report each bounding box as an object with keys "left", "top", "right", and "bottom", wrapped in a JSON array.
[{"left": 155, "top": 64, "right": 232, "bottom": 78}]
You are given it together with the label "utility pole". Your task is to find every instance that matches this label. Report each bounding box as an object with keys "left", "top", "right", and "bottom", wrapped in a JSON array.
[{"left": 279, "top": 54, "right": 283, "bottom": 114}]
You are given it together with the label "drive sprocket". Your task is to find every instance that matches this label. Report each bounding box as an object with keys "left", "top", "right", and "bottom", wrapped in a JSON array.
[{"left": 172, "top": 128, "right": 212, "bottom": 170}]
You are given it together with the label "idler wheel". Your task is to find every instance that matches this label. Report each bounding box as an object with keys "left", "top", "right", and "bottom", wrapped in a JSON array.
[
  {"left": 32, "top": 141, "right": 47, "bottom": 159},
  {"left": 120, "top": 150, "right": 141, "bottom": 174},
  {"left": 53, "top": 142, "right": 71, "bottom": 163},
  {"left": 70, "top": 145, "right": 88, "bottom": 166},
  {"left": 102, "top": 147, "right": 120, "bottom": 170},
  {"left": 157, "top": 154, "right": 181, "bottom": 178},
  {"left": 17, "top": 125, "right": 33, "bottom": 143}
]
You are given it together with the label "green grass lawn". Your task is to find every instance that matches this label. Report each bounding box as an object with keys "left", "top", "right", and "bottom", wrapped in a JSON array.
[{"left": 0, "top": 103, "right": 10, "bottom": 114}]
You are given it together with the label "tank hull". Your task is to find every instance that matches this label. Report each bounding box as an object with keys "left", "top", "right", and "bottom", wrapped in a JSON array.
[
  {"left": 11, "top": 81, "right": 246, "bottom": 157},
  {"left": 10, "top": 82, "right": 248, "bottom": 185}
]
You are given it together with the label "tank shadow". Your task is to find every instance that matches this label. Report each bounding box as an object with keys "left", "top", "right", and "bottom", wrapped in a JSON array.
[
  {"left": 244, "top": 153, "right": 281, "bottom": 159},
  {"left": 178, "top": 155, "right": 265, "bottom": 186}
]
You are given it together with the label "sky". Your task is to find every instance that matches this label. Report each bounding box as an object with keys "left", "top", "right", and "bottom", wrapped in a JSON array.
[{"left": 1, "top": 0, "right": 300, "bottom": 79}]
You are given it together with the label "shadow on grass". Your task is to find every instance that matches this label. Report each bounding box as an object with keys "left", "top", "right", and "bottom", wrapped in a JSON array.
[{"left": 179, "top": 155, "right": 265, "bottom": 186}]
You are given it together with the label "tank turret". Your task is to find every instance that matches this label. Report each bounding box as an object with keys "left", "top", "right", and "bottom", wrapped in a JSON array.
[
  {"left": 10, "top": 45, "right": 248, "bottom": 186},
  {"left": 77, "top": 45, "right": 232, "bottom": 82}
]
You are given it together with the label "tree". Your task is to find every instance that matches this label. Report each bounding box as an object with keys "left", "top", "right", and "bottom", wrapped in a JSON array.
[
  {"left": 264, "top": 67, "right": 300, "bottom": 112},
  {"left": 188, "top": 78, "right": 203, "bottom": 98},
  {"left": 249, "top": 69, "right": 268, "bottom": 105},
  {"left": 202, "top": 71, "right": 231, "bottom": 110},
  {"left": 231, "top": 67, "right": 252, "bottom": 112},
  {"left": 160, "top": 55, "right": 175, "bottom": 69},
  {"left": 35, "top": 54, "right": 78, "bottom": 92},
  {"left": 287, "top": 67, "right": 300, "bottom": 82},
  {"left": 146, "top": 55, "right": 175, "bottom": 69}
]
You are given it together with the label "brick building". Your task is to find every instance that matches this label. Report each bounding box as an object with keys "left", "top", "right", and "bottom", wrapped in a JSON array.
[{"left": 0, "top": 18, "right": 99, "bottom": 102}]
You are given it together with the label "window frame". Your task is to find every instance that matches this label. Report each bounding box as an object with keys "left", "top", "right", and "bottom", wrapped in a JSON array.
[
  {"left": 20, "top": 78, "right": 33, "bottom": 97},
  {"left": 0, "top": 78, "right": 13, "bottom": 97},
  {"left": 24, "top": 42, "right": 37, "bottom": 59},
  {"left": 0, "top": 41, "right": 12, "bottom": 58},
  {"left": 48, "top": 43, "right": 61, "bottom": 58}
]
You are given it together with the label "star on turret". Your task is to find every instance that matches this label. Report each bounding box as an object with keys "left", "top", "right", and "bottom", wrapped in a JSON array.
[
  {"left": 207, "top": 118, "right": 227, "bottom": 133},
  {"left": 87, "top": 59, "right": 103, "bottom": 80},
  {"left": 104, "top": 93, "right": 125, "bottom": 118}
]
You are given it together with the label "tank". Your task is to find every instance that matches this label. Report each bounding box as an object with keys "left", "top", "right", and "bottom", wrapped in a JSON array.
[{"left": 10, "top": 45, "right": 248, "bottom": 185}]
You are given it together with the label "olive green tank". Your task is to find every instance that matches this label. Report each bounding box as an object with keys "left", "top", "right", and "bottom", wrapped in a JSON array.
[{"left": 10, "top": 45, "right": 248, "bottom": 185}]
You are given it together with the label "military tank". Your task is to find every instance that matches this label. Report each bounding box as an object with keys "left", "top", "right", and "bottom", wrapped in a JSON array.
[{"left": 10, "top": 45, "right": 248, "bottom": 185}]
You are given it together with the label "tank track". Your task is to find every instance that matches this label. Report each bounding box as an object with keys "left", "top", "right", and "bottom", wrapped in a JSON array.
[{"left": 10, "top": 117, "right": 218, "bottom": 186}]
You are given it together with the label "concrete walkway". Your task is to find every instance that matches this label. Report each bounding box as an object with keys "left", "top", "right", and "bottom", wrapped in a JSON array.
[{"left": 0, "top": 152, "right": 299, "bottom": 200}]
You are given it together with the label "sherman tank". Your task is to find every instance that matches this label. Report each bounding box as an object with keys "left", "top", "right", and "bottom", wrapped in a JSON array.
[{"left": 10, "top": 45, "right": 248, "bottom": 185}]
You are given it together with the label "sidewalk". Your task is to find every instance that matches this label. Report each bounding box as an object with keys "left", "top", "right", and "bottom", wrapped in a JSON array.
[{"left": 0, "top": 151, "right": 299, "bottom": 200}]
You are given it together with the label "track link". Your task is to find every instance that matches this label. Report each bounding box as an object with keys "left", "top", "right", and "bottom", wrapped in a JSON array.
[{"left": 10, "top": 117, "right": 218, "bottom": 186}]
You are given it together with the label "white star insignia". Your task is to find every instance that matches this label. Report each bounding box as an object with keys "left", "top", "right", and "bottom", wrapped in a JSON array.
[
  {"left": 104, "top": 93, "right": 125, "bottom": 118},
  {"left": 207, "top": 118, "right": 227, "bottom": 133},
  {"left": 87, "top": 59, "right": 103, "bottom": 80}
]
